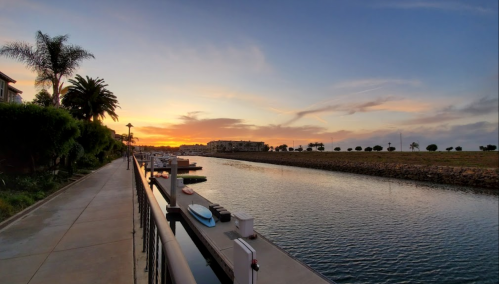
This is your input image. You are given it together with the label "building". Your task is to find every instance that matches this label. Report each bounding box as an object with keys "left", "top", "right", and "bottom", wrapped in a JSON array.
[
  {"left": 207, "top": 140, "right": 265, "bottom": 153},
  {"left": 179, "top": 144, "right": 208, "bottom": 154},
  {"left": 0, "top": 71, "right": 23, "bottom": 103}
]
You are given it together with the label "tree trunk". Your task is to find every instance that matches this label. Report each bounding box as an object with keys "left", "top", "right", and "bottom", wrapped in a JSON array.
[{"left": 52, "top": 78, "right": 60, "bottom": 107}]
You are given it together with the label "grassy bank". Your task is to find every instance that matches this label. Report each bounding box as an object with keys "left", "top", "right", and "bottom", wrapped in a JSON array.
[
  {"left": 209, "top": 151, "right": 498, "bottom": 168},
  {"left": 206, "top": 151, "right": 498, "bottom": 189}
]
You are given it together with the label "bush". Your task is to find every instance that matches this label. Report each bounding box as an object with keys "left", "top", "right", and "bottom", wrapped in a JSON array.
[
  {"left": 306, "top": 147, "right": 312, "bottom": 151},
  {"left": 446, "top": 147, "right": 453, "bottom": 152},
  {"left": 365, "top": 147, "right": 373, "bottom": 152},
  {"left": 7, "top": 193, "right": 35, "bottom": 209},
  {"left": 426, "top": 144, "right": 438, "bottom": 151},
  {"left": 347, "top": 148, "right": 352, "bottom": 152},
  {"left": 355, "top": 146, "right": 362, "bottom": 151},
  {"left": 318, "top": 146, "right": 325, "bottom": 152},
  {"left": 486, "top": 145, "right": 497, "bottom": 151},
  {"left": 455, "top": 146, "right": 462, "bottom": 151},
  {"left": 334, "top": 147, "right": 341, "bottom": 151},
  {"left": 0, "top": 198, "right": 14, "bottom": 220},
  {"left": 387, "top": 147, "right": 396, "bottom": 152},
  {"left": 77, "top": 154, "right": 100, "bottom": 168},
  {"left": 373, "top": 145, "right": 383, "bottom": 151},
  {"left": 0, "top": 103, "right": 80, "bottom": 173}
]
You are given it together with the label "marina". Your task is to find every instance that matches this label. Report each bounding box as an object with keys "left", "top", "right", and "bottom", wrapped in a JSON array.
[
  {"left": 148, "top": 165, "right": 333, "bottom": 283},
  {"left": 167, "top": 156, "right": 499, "bottom": 284}
]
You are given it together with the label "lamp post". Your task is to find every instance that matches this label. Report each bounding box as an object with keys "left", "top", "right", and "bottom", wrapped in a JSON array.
[{"left": 126, "top": 123, "right": 133, "bottom": 170}]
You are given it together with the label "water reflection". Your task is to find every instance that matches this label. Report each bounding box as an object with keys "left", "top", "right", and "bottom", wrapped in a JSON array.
[{"left": 182, "top": 156, "right": 499, "bottom": 284}]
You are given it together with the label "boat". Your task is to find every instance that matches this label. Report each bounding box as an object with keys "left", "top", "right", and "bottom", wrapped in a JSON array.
[
  {"left": 182, "top": 186, "right": 194, "bottom": 195},
  {"left": 188, "top": 204, "right": 215, "bottom": 227}
]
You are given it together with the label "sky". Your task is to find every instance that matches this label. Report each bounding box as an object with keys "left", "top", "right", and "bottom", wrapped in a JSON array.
[{"left": 1, "top": 0, "right": 498, "bottom": 151}]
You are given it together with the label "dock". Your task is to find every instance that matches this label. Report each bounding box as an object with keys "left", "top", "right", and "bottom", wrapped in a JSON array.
[{"left": 154, "top": 177, "right": 333, "bottom": 284}]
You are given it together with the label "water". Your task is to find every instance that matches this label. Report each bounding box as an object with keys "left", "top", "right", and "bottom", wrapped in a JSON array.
[{"left": 181, "top": 156, "right": 499, "bottom": 284}]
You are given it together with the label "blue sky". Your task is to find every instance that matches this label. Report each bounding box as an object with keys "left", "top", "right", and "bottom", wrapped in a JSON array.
[{"left": 1, "top": 0, "right": 497, "bottom": 150}]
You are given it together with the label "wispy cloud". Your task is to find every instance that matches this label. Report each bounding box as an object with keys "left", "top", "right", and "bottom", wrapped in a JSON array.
[
  {"left": 402, "top": 96, "right": 498, "bottom": 125},
  {"left": 378, "top": 1, "right": 496, "bottom": 15},
  {"left": 283, "top": 97, "right": 397, "bottom": 125},
  {"left": 332, "top": 78, "right": 422, "bottom": 90}
]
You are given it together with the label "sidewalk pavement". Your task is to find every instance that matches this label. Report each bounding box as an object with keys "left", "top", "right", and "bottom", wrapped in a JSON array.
[{"left": 0, "top": 159, "right": 135, "bottom": 284}]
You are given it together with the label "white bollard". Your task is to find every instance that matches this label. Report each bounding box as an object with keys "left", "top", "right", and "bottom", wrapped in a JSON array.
[{"left": 233, "top": 238, "right": 258, "bottom": 284}]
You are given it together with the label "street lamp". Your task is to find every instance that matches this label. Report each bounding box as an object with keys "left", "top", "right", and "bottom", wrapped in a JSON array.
[{"left": 126, "top": 123, "right": 133, "bottom": 170}]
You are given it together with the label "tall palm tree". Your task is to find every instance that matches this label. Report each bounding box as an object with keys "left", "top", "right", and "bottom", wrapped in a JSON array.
[
  {"left": 0, "top": 31, "right": 94, "bottom": 107},
  {"left": 62, "top": 74, "right": 119, "bottom": 121}
]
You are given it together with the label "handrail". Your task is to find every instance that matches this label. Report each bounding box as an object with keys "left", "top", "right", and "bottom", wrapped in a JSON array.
[{"left": 133, "top": 156, "right": 196, "bottom": 284}]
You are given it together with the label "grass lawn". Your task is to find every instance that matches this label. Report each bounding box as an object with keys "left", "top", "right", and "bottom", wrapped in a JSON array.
[{"left": 216, "top": 151, "right": 498, "bottom": 169}]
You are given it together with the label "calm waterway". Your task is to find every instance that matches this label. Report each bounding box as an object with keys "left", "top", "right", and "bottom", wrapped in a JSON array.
[{"left": 178, "top": 156, "right": 498, "bottom": 284}]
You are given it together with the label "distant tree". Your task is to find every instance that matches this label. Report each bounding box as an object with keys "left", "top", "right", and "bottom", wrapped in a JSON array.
[
  {"left": 0, "top": 31, "right": 94, "bottom": 106},
  {"left": 347, "top": 148, "right": 352, "bottom": 152},
  {"left": 318, "top": 146, "right": 325, "bottom": 152},
  {"left": 365, "top": 147, "right": 373, "bottom": 152},
  {"left": 263, "top": 144, "right": 270, "bottom": 152},
  {"left": 355, "top": 146, "right": 362, "bottom": 151},
  {"left": 306, "top": 147, "right": 312, "bottom": 151},
  {"left": 455, "top": 146, "right": 462, "bottom": 151},
  {"left": 314, "top": 142, "right": 320, "bottom": 150},
  {"left": 486, "top": 145, "right": 497, "bottom": 151},
  {"left": 288, "top": 147, "right": 294, "bottom": 151},
  {"left": 297, "top": 145, "right": 303, "bottom": 152},
  {"left": 373, "top": 145, "right": 383, "bottom": 151},
  {"left": 446, "top": 147, "right": 453, "bottom": 152},
  {"left": 409, "top": 142, "right": 420, "bottom": 152},
  {"left": 426, "top": 144, "right": 438, "bottom": 151},
  {"left": 308, "top": 143, "right": 314, "bottom": 151},
  {"left": 334, "top": 147, "right": 341, "bottom": 151},
  {"left": 32, "top": 89, "right": 52, "bottom": 107},
  {"left": 270, "top": 146, "right": 274, "bottom": 152},
  {"left": 387, "top": 147, "right": 396, "bottom": 152}
]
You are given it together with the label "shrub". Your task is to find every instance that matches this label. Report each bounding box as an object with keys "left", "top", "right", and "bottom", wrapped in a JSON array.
[
  {"left": 365, "top": 147, "right": 373, "bottom": 152},
  {"left": 334, "top": 147, "right": 341, "bottom": 151},
  {"left": 288, "top": 147, "right": 294, "bottom": 152},
  {"left": 347, "top": 148, "right": 352, "bottom": 152},
  {"left": 426, "top": 144, "right": 438, "bottom": 151},
  {"left": 387, "top": 147, "right": 396, "bottom": 152},
  {"left": 373, "top": 145, "right": 383, "bottom": 151},
  {"left": 446, "top": 147, "right": 453, "bottom": 152},
  {"left": 0, "top": 103, "right": 80, "bottom": 173},
  {"left": 318, "top": 146, "right": 325, "bottom": 152},
  {"left": 77, "top": 154, "right": 100, "bottom": 168},
  {"left": 306, "top": 147, "right": 312, "bottom": 151},
  {"left": 7, "top": 193, "right": 35, "bottom": 209},
  {"left": 0, "top": 198, "right": 14, "bottom": 220},
  {"left": 455, "top": 146, "right": 462, "bottom": 151},
  {"left": 486, "top": 145, "right": 497, "bottom": 151},
  {"left": 355, "top": 146, "right": 362, "bottom": 151}
]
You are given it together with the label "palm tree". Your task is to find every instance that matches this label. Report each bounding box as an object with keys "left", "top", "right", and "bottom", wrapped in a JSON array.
[
  {"left": 62, "top": 74, "right": 119, "bottom": 121},
  {"left": 409, "top": 142, "right": 420, "bottom": 152},
  {"left": 0, "top": 31, "right": 94, "bottom": 107}
]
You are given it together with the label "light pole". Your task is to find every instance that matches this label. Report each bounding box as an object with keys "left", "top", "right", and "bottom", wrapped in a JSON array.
[{"left": 126, "top": 123, "right": 133, "bottom": 170}]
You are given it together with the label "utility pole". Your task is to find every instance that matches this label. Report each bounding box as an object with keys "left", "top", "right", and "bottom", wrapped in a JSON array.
[{"left": 400, "top": 133, "right": 402, "bottom": 152}]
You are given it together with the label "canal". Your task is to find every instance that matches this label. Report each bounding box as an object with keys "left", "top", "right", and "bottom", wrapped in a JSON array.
[{"left": 174, "top": 156, "right": 498, "bottom": 284}]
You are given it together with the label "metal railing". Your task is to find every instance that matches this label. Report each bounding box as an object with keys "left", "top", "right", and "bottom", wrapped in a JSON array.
[{"left": 133, "top": 156, "right": 196, "bottom": 284}]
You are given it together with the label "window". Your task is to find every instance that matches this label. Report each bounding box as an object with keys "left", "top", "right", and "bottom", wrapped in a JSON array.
[
  {"left": 9, "top": 90, "right": 16, "bottom": 102},
  {"left": 0, "top": 79, "right": 4, "bottom": 99}
]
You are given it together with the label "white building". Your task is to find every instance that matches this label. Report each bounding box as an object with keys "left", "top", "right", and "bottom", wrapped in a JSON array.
[
  {"left": 207, "top": 140, "right": 265, "bottom": 152},
  {"left": 179, "top": 144, "right": 208, "bottom": 154}
]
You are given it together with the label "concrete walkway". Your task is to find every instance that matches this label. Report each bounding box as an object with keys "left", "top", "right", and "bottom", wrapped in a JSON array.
[{"left": 0, "top": 159, "right": 135, "bottom": 284}]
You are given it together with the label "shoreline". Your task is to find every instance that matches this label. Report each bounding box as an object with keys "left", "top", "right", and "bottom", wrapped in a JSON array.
[{"left": 204, "top": 152, "right": 499, "bottom": 190}]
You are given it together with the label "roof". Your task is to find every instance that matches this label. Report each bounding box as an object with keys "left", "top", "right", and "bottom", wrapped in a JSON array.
[
  {"left": 8, "top": 85, "right": 23, "bottom": 94},
  {"left": 0, "top": 71, "right": 16, "bottom": 83}
]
